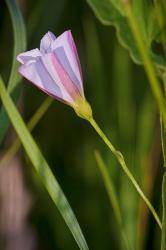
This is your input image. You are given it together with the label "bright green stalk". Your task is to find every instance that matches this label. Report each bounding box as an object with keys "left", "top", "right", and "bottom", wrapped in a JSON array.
[
  {"left": 154, "top": 0, "right": 166, "bottom": 57},
  {"left": 0, "top": 97, "right": 53, "bottom": 167},
  {"left": 88, "top": 117, "right": 162, "bottom": 229},
  {"left": 122, "top": 0, "right": 166, "bottom": 126},
  {"left": 161, "top": 73, "right": 166, "bottom": 169},
  {"left": 94, "top": 150, "right": 132, "bottom": 250}
]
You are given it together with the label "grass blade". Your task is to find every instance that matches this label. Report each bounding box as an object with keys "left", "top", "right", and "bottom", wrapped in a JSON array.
[
  {"left": 0, "top": 76, "right": 89, "bottom": 250},
  {"left": 6, "top": 0, "right": 26, "bottom": 92},
  {"left": 161, "top": 173, "right": 166, "bottom": 250},
  {"left": 0, "top": 0, "right": 26, "bottom": 144},
  {"left": 0, "top": 97, "right": 53, "bottom": 167},
  {"left": 94, "top": 150, "right": 131, "bottom": 250}
]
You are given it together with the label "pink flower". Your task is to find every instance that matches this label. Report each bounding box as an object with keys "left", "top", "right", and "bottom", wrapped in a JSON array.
[
  {"left": 17, "top": 31, "right": 85, "bottom": 105},
  {"left": 17, "top": 30, "right": 92, "bottom": 120}
]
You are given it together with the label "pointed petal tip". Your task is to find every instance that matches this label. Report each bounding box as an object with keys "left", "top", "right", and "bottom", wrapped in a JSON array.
[
  {"left": 40, "top": 31, "right": 56, "bottom": 53},
  {"left": 16, "top": 49, "right": 42, "bottom": 65},
  {"left": 16, "top": 54, "right": 22, "bottom": 64},
  {"left": 57, "top": 30, "right": 73, "bottom": 40},
  {"left": 47, "top": 30, "right": 56, "bottom": 37},
  {"left": 64, "top": 30, "right": 73, "bottom": 38}
]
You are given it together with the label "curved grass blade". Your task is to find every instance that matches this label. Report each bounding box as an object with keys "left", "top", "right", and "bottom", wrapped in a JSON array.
[
  {"left": 0, "top": 0, "right": 26, "bottom": 144},
  {"left": 161, "top": 173, "right": 166, "bottom": 250},
  {"left": 0, "top": 76, "right": 89, "bottom": 250},
  {"left": 94, "top": 150, "right": 131, "bottom": 250},
  {"left": 6, "top": 0, "right": 26, "bottom": 92}
]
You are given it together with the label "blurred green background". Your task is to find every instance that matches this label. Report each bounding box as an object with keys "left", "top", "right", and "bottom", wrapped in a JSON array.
[{"left": 0, "top": 0, "right": 163, "bottom": 249}]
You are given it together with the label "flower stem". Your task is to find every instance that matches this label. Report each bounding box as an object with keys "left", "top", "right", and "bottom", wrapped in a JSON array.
[
  {"left": 154, "top": 0, "right": 166, "bottom": 57},
  {"left": 122, "top": 1, "right": 166, "bottom": 126},
  {"left": 89, "top": 117, "right": 162, "bottom": 229}
]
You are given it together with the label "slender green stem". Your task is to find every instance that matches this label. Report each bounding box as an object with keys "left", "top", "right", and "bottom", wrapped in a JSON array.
[
  {"left": 0, "top": 97, "right": 53, "bottom": 166},
  {"left": 94, "top": 150, "right": 132, "bottom": 250},
  {"left": 160, "top": 73, "right": 166, "bottom": 168},
  {"left": 122, "top": 1, "right": 166, "bottom": 126},
  {"left": 162, "top": 72, "right": 166, "bottom": 96},
  {"left": 154, "top": 0, "right": 166, "bottom": 57},
  {"left": 89, "top": 117, "right": 162, "bottom": 229}
]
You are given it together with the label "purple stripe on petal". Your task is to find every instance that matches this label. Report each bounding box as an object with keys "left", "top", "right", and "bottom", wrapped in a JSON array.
[
  {"left": 67, "top": 30, "right": 83, "bottom": 80},
  {"left": 51, "top": 31, "right": 83, "bottom": 92},
  {"left": 50, "top": 53, "right": 81, "bottom": 99},
  {"left": 40, "top": 31, "right": 56, "bottom": 53},
  {"left": 55, "top": 46, "right": 84, "bottom": 96},
  {"left": 41, "top": 53, "right": 75, "bottom": 103}
]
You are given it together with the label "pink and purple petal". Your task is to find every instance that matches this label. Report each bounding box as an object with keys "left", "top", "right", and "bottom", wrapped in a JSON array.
[
  {"left": 40, "top": 31, "right": 56, "bottom": 53},
  {"left": 18, "top": 58, "right": 74, "bottom": 104},
  {"left": 51, "top": 31, "right": 84, "bottom": 96},
  {"left": 16, "top": 49, "right": 42, "bottom": 65}
]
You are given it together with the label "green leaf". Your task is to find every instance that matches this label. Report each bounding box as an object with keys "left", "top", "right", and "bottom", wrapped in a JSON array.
[
  {"left": 0, "top": 76, "right": 89, "bottom": 250},
  {"left": 0, "top": 0, "right": 26, "bottom": 144},
  {"left": 133, "top": 0, "right": 159, "bottom": 45},
  {"left": 161, "top": 173, "right": 166, "bottom": 250},
  {"left": 86, "top": 0, "right": 163, "bottom": 65}
]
